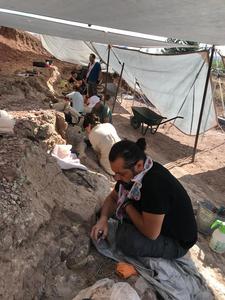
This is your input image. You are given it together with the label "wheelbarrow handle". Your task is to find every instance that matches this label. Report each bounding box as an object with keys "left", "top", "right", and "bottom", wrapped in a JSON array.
[{"left": 160, "top": 116, "right": 183, "bottom": 124}]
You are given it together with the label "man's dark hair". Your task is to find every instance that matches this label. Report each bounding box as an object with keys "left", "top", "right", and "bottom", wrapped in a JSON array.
[
  {"left": 136, "top": 138, "right": 146, "bottom": 151},
  {"left": 109, "top": 138, "right": 146, "bottom": 169},
  {"left": 83, "top": 113, "right": 100, "bottom": 129},
  {"left": 90, "top": 53, "right": 96, "bottom": 59}
]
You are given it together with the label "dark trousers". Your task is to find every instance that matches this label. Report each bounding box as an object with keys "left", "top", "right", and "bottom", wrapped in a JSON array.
[
  {"left": 116, "top": 223, "right": 188, "bottom": 259},
  {"left": 87, "top": 81, "right": 97, "bottom": 96},
  {"left": 64, "top": 112, "right": 73, "bottom": 125}
]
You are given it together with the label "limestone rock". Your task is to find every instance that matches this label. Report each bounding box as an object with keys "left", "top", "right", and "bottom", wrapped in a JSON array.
[{"left": 65, "top": 125, "right": 86, "bottom": 158}]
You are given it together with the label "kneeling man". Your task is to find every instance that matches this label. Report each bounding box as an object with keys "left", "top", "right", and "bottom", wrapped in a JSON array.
[{"left": 91, "top": 139, "right": 197, "bottom": 259}]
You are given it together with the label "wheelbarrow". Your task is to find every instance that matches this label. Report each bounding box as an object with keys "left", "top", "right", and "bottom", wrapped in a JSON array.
[{"left": 130, "top": 106, "right": 183, "bottom": 135}]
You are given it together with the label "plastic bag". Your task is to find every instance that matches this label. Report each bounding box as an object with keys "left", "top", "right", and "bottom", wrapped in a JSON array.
[
  {"left": 0, "top": 110, "right": 15, "bottom": 133},
  {"left": 73, "top": 278, "right": 140, "bottom": 300},
  {"left": 73, "top": 278, "right": 114, "bottom": 300},
  {"left": 110, "top": 282, "right": 140, "bottom": 300},
  {"left": 51, "top": 144, "right": 87, "bottom": 170}
]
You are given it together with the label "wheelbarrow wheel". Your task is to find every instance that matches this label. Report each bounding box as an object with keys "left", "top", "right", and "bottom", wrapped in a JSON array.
[{"left": 130, "top": 116, "right": 141, "bottom": 129}]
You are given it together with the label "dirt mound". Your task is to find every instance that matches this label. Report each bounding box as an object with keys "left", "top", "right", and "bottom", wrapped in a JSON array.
[
  {"left": 0, "top": 74, "right": 52, "bottom": 96},
  {"left": 0, "top": 27, "right": 77, "bottom": 78},
  {"left": 0, "top": 26, "right": 48, "bottom": 55},
  {"left": 0, "top": 27, "right": 51, "bottom": 75}
]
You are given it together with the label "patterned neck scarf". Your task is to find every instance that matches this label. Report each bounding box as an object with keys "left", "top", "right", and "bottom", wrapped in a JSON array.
[{"left": 116, "top": 156, "right": 153, "bottom": 221}]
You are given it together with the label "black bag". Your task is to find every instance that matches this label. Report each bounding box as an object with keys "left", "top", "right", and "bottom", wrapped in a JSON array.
[{"left": 33, "top": 61, "right": 47, "bottom": 68}]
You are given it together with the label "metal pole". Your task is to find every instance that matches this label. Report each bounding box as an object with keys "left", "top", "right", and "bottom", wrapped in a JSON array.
[
  {"left": 112, "top": 62, "right": 125, "bottom": 112},
  {"left": 104, "top": 44, "right": 111, "bottom": 104},
  {"left": 218, "top": 77, "right": 225, "bottom": 117},
  {"left": 192, "top": 45, "right": 215, "bottom": 162}
]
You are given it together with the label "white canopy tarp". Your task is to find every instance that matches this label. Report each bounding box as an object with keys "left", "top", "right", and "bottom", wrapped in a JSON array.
[
  {"left": 41, "top": 35, "right": 217, "bottom": 135},
  {"left": 1, "top": 0, "right": 225, "bottom": 44},
  {"left": 0, "top": 11, "right": 183, "bottom": 48},
  {"left": 94, "top": 44, "right": 217, "bottom": 135},
  {"left": 41, "top": 36, "right": 92, "bottom": 65}
]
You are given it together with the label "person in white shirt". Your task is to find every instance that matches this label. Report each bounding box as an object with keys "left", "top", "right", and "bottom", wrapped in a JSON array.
[
  {"left": 83, "top": 94, "right": 99, "bottom": 114},
  {"left": 65, "top": 86, "right": 84, "bottom": 113},
  {"left": 85, "top": 95, "right": 112, "bottom": 123},
  {"left": 83, "top": 113, "right": 121, "bottom": 175}
]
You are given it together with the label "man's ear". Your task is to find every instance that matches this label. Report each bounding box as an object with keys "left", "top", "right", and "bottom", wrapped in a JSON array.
[{"left": 135, "top": 160, "right": 144, "bottom": 173}]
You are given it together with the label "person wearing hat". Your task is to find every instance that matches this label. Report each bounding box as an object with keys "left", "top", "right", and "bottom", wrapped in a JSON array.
[{"left": 86, "top": 95, "right": 112, "bottom": 123}]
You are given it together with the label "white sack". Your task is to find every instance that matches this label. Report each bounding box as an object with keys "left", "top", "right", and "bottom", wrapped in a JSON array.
[
  {"left": 73, "top": 278, "right": 140, "bottom": 300},
  {"left": 0, "top": 110, "right": 15, "bottom": 134},
  {"left": 51, "top": 144, "right": 87, "bottom": 170},
  {"left": 110, "top": 282, "right": 140, "bottom": 300}
]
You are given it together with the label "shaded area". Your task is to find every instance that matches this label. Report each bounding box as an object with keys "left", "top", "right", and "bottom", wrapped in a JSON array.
[
  {"left": 113, "top": 114, "right": 196, "bottom": 164},
  {"left": 180, "top": 167, "right": 225, "bottom": 208}
]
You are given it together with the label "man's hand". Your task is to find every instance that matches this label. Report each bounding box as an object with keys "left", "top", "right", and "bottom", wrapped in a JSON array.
[
  {"left": 91, "top": 216, "right": 108, "bottom": 241},
  {"left": 90, "top": 189, "right": 118, "bottom": 241}
]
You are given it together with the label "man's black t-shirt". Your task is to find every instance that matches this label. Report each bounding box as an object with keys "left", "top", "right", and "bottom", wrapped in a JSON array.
[{"left": 115, "top": 162, "right": 197, "bottom": 249}]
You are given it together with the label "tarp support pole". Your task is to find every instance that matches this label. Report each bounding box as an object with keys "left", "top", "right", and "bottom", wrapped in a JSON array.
[
  {"left": 112, "top": 62, "right": 125, "bottom": 112},
  {"left": 192, "top": 45, "right": 215, "bottom": 162},
  {"left": 104, "top": 44, "right": 111, "bottom": 103},
  {"left": 218, "top": 77, "right": 225, "bottom": 117}
]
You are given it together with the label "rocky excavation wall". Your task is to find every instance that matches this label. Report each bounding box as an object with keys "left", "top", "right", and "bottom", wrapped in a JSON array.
[{"left": 0, "top": 110, "right": 112, "bottom": 299}]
